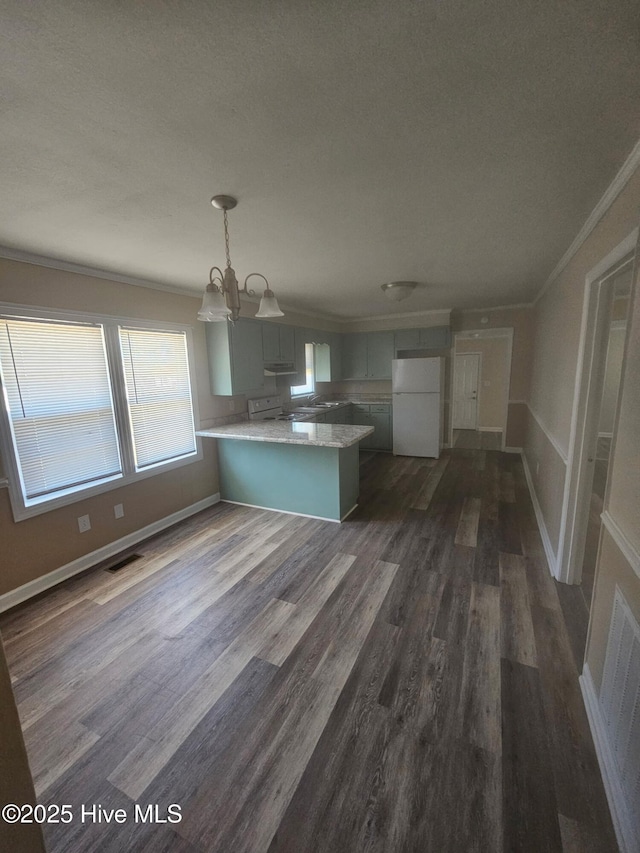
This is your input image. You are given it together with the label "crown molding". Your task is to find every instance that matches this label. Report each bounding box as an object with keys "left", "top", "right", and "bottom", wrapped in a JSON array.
[
  {"left": 456, "top": 301, "right": 533, "bottom": 313},
  {"left": 338, "top": 307, "right": 452, "bottom": 324},
  {"left": 535, "top": 137, "right": 640, "bottom": 305},
  {"left": 0, "top": 246, "right": 366, "bottom": 328},
  {"left": 455, "top": 327, "right": 513, "bottom": 340},
  {"left": 0, "top": 245, "right": 202, "bottom": 299}
]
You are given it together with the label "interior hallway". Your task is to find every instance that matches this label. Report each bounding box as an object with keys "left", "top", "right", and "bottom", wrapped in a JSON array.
[
  {"left": 453, "top": 428, "right": 503, "bottom": 450},
  {"left": 0, "top": 449, "right": 617, "bottom": 852}
]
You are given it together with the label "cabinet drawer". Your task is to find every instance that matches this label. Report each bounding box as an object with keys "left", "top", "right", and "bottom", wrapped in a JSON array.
[
  {"left": 370, "top": 403, "right": 390, "bottom": 413},
  {"left": 352, "top": 404, "right": 370, "bottom": 414}
]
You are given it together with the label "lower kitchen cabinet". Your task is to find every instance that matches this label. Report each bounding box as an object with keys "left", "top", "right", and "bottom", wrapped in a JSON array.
[{"left": 351, "top": 403, "right": 392, "bottom": 451}]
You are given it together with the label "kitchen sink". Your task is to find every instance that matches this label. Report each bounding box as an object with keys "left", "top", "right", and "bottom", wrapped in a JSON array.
[{"left": 314, "top": 401, "right": 343, "bottom": 407}]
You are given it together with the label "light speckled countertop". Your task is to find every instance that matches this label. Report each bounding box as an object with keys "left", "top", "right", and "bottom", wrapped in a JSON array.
[{"left": 197, "top": 421, "right": 374, "bottom": 449}]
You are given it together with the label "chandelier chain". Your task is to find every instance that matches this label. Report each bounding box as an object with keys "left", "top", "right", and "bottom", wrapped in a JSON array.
[{"left": 223, "top": 208, "right": 232, "bottom": 269}]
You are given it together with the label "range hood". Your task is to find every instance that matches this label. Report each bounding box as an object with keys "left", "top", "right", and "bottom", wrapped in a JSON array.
[{"left": 264, "top": 362, "right": 298, "bottom": 376}]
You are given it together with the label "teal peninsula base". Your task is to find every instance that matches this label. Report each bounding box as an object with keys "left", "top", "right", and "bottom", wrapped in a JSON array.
[
  {"left": 197, "top": 420, "right": 373, "bottom": 522},
  {"left": 216, "top": 438, "right": 360, "bottom": 522}
]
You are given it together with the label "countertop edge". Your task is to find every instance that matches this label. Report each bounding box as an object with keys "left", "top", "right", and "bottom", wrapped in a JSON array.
[{"left": 196, "top": 424, "right": 374, "bottom": 449}]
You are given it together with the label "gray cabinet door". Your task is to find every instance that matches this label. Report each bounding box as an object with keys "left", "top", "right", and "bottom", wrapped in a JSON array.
[
  {"left": 420, "top": 325, "right": 450, "bottom": 349},
  {"left": 262, "top": 324, "right": 280, "bottom": 362},
  {"left": 368, "top": 412, "right": 391, "bottom": 450},
  {"left": 342, "top": 334, "right": 368, "bottom": 379},
  {"left": 279, "top": 325, "right": 295, "bottom": 361},
  {"left": 263, "top": 323, "right": 296, "bottom": 362},
  {"left": 330, "top": 332, "right": 342, "bottom": 380},
  {"left": 231, "top": 319, "right": 265, "bottom": 394},
  {"left": 366, "top": 332, "right": 394, "bottom": 378},
  {"left": 351, "top": 404, "right": 370, "bottom": 425},
  {"left": 394, "top": 328, "right": 421, "bottom": 351}
]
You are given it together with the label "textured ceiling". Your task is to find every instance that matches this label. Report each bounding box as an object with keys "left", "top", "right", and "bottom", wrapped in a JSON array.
[{"left": 1, "top": 1, "right": 639, "bottom": 319}]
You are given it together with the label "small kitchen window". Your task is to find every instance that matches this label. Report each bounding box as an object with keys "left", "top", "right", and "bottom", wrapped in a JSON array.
[
  {"left": 0, "top": 307, "right": 200, "bottom": 521},
  {"left": 290, "top": 343, "right": 315, "bottom": 396}
]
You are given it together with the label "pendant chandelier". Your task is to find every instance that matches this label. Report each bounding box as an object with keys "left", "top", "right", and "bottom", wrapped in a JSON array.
[{"left": 198, "top": 195, "right": 284, "bottom": 323}]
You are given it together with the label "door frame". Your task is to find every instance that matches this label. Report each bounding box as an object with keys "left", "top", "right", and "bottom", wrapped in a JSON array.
[
  {"left": 452, "top": 351, "right": 481, "bottom": 431},
  {"left": 450, "top": 328, "right": 513, "bottom": 450},
  {"left": 556, "top": 229, "right": 638, "bottom": 584}
]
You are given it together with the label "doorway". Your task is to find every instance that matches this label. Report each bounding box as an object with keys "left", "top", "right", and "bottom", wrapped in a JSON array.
[
  {"left": 580, "top": 284, "right": 630, "bottom": 608},
  {"left": 451, "top": 329, "right": 513, "bottom": 451},
  {"left": 557, "top": 244, "right": 635, "bottom": 593},
  {"left": 452, "top": 352, "right": 480, "bottom": 430}
]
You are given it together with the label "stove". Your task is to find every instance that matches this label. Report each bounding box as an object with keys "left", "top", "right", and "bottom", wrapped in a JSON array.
[{"left": 247, "top": 395, "right": 309, "bottom": 422}]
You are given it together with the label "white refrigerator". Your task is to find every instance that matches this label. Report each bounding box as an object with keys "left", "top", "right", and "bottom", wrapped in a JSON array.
[{"left": 392, "top": 357, "right": 444, "bottom": 458}]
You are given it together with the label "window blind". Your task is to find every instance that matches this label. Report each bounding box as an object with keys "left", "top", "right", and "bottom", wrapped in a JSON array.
[
  {"left": 119, "top": 328, "right": 196, "bottom": 469},
  {"left": 0, "top": 318, "right": 122, "bottom": 500}
]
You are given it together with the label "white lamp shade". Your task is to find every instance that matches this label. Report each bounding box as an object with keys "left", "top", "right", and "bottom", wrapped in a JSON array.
[
  {"left": 255, "top": 289, "right": 284, "bottom": 318},
  {"left": 381, "top": 281, "right": 417, "bottom": 302},
  {"left": 198, "top": 286, "right": 231, "bottom": 321}
]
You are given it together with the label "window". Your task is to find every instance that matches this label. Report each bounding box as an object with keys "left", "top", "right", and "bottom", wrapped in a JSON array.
[
  {"left": 290, "top": 343, "right": 315, "bottom": 396},
  {"left": 119, "top": 328, "right": 196, "bottom": 470},
  {"left": 0, "top": 309, "right": 199, "bottom": 520}
]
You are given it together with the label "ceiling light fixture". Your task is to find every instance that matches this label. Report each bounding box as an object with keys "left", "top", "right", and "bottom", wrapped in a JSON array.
[
  {"left": 198, "top": 195, "right": 283, "bottom": 323},
  {"left": 380, "top": 281, "right": 418, "bottom": 302}
]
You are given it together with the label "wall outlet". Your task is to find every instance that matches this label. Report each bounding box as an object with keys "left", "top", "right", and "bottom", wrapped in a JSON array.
[
  {"left": 228, "top": 399, "right": 235, "bottom": 413},
  {"left": 77, "top": 514, "right": 91, "bottom": 533},
  {"left": 114, "top": 503, "right": 124, "bottom": 519}
]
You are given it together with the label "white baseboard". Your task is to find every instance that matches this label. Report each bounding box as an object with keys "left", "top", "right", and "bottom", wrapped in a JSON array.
[
  {"left": 520, "top": 451, "right": 558, "bottom": 577},
  {"left": 504, "top": 446, "right": 523, "bottom": 454},
  {"left": 580, "top": 664, "right": 639, "bottom": 853},
  {"left": 0, "top": 493, "right": 221, "bottom": 613},
  {"left": 478, "top": 427, "right": 503, "bottom": 433}
]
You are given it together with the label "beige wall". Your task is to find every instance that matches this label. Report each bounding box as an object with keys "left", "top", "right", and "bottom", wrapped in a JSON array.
[
  {"left": 505, "top": 401, "right": 527, "bottom": 448},
  {"left": 452, "top": 306, "right": 533, "bottom": 446},
  {"left": 529, "top": 168, "right": 640, "bottom": 455},
  {"left": 587, "top": 251, "right": 640, "bottom": 688},
  {"left": 524, "top": 167, "right": 640, "bottom": 557},
  {"left": 455, "top": 337, "right": 509, "bottom": 431},
  {"left": 0, "top": 258, "right": 220, "bottom": 597},
  {"left": 451, "top": 306, "right": 533, "bottom": 402},
  {"left": 519, "top": 161, "right": 640, "bottom": 698}
]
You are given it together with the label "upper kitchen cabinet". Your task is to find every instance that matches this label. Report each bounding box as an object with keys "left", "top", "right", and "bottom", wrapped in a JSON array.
[
  {"left": 394, "top": 325, "right": 451, "bottom": 352},
  {"left": 342, "top": 331, "right": 394, "bottom": 379},
  {"left": 329, "top": 332, "right": 342, "bottom": 381},
  {"left": 206, "top": 318, "right": 265, "bottom": 396},
  {"left": 262, "top": 322, "right": 295, "bottom": 363}
]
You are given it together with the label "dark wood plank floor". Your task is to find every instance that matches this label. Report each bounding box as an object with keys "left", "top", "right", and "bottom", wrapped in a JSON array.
[
  {"left": 453, "top": 429, "right": 503, "bottom": 450},
  {"left": 0, "top": 449, "right": 618, "bottom": 852}
]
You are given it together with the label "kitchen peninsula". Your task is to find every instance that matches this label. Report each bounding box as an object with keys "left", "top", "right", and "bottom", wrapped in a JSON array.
[{"left": 197, "top": 420, "right": 373, "bottom": 522}]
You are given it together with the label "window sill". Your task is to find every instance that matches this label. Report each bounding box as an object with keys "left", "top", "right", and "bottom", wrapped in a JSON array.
[{"left": 5, "top": 449, "right": 203, "bottom": 522}]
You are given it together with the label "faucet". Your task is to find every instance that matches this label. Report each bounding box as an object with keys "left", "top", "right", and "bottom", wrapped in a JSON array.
[{"left": 308, "top": 393, "right": 321, "bottom": 404}]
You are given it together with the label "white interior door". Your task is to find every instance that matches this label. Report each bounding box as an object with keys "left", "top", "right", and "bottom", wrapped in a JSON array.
[{"left": 453, "top": 353, "right": 479, "bottom": 429}]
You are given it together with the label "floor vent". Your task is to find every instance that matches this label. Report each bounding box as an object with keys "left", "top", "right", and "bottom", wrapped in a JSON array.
[
  {"left": 599, "top": 586, "right": 640, "bottom": 844},
  {"left": 105, "top": 553, "right": 142, "bottom": 573}
]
